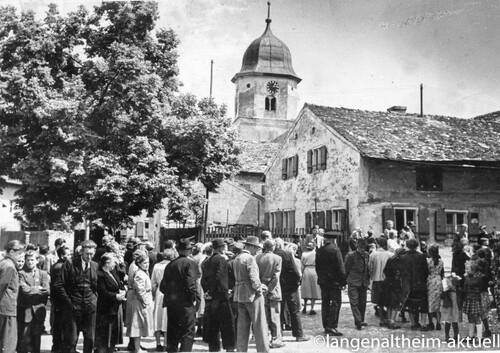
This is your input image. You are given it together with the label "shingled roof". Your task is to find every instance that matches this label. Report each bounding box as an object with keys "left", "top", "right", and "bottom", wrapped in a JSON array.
[
  {"left": 306, "top": 103, "right": 500, "bottom": 162},
  {"left": 237, "top": 140, "right": 282, "bottom": 173}
]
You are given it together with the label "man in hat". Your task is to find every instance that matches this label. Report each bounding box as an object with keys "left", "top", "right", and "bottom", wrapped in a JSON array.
[
  {"left": 225, "top": 238, "right": 236, "bottom": 253},
  {"left": 0, "top": 240, "right": 24, "bottom": 353},
  {"left": 233, "top": 236, "right": 269, "bottom": 353},
  {"left": 255, "top": 239, "right": 284, "bottom": 349},
  {"left": 201, "top": 238, "right": 235, "bottom": 352},
  {"left": 316, "top": 231, "right": 346, "bottom": 336},
  {"left": 160, "top": 238, "right": 200, "bottom": 352},
  {"left": 53, "top": 239, "right": 98, "bottom": 353}
]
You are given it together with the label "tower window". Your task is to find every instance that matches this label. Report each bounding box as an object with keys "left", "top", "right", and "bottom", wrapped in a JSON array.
[
  {"left": 247, "top": 83, "right": 251, "bottom": 88},
  {"left": 265, "top": 96, "right": 276, "bottom": 111}
]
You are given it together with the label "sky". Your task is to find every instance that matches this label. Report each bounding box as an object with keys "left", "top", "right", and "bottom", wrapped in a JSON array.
[{"left": 7, "top": 0, "right": 500, "bottom": 119}]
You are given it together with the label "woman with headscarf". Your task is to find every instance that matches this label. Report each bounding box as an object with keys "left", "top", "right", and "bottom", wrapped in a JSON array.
[
  {"left": 383, "top": 247, "right": 406, "bottom": 329},
  {"left": 426, "top": 245, "right": 444, "bottom": 330},
  {"left": 151, "top": 248, "right": 178, "bottom": 351},
  {"left": 300, "top": 242, "right": 321, "bottom": 314}
]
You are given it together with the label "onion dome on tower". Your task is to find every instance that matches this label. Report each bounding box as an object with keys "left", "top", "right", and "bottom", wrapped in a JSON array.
[{"left": 232, "top": 1, "right": 301, "bottom": 83}]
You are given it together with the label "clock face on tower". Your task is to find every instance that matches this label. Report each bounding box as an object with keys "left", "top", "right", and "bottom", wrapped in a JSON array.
[{"left": 266, "top": 80, "right": 279, "bottom": 94}]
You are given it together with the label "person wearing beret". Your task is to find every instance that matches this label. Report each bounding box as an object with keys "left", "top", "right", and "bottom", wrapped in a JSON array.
[
  {"left": 316, "top": 231, "right": 346, "bottom": 336},
  {"left": 201, "top": 238, "right": 236, "bottom": 352},
  {"left": 160, "top": 239, "right": 200, "bottom": 352}
]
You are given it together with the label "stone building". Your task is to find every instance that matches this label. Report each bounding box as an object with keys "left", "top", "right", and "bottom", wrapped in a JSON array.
[{"left": 264, "top": 103, "right": 500, "bottom": 242}]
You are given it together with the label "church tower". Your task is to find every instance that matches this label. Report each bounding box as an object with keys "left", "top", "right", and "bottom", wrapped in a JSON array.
[{"left": 232, "top": 1, "right": 301, "bottom": 142}]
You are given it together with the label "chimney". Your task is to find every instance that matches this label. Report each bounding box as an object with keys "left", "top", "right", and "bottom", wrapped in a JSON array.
[{"left": 387, "top": 106, "right": 407, "bottom": 114}]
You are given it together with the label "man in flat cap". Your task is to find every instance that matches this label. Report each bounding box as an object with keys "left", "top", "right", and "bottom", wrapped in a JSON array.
[
  {"left": 201, "top": 238, "right": 235, "bottom": 352},
  {"left": 233, "top": 236, "right": 269, "bottom": 352},
  {"left": 255, "top": 239, "right": 284, "bottom": 349},
  {"left": 316, "top": 231, "right": 346, "bottom": 336},
  {"left": 160, "top": 238, "right": 200, "bottom": 352}
]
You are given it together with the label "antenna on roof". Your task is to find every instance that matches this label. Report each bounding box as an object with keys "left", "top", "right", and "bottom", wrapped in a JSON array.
[{"left": 420, "top": 83, "right": 424, "bottom": 117}]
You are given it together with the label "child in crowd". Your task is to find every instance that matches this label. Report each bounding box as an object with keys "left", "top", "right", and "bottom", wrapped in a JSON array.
[
  {"left": 441, "top": 273, "right": 461, "bottom": 342},
  {"left": 462, "top": 262, "right": 485, "bottom": 342}
]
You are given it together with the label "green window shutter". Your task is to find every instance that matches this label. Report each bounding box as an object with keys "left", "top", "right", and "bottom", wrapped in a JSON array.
[{"left": 264, "top": 212, "right": 270, "bottom": 229}]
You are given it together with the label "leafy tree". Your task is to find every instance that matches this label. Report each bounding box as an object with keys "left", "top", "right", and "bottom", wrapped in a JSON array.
[{"left": 0, "top": 2, "right": 239, "bottom": 231}]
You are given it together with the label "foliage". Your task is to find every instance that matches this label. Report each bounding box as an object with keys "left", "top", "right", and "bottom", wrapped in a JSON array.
[{"left": 0, "top": 2, "right": 239, "bottom": 231}]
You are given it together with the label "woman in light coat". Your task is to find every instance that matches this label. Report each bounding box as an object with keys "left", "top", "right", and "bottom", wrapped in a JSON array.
[
  {"left": 126, "top": 251, "right": 154, "bottom": 353},
  {"left": 150, "top": 248, "right": 177, "bottom": 351}
]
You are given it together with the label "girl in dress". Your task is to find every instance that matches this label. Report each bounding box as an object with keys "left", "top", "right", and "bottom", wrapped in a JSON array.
[
  {"left": 426, "top": 245, "right": 444, "bottom": 330},
  {"left": 462, "top": 262, "right": 485, "bottom": 342}
]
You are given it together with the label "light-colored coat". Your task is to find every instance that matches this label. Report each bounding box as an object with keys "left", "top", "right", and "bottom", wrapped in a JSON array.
[
  {"left": 255, "top": 251, "right": 282, "bottom": 301},
  {"left": 233, "top": 250, "right": 264, "bottom": 303}
]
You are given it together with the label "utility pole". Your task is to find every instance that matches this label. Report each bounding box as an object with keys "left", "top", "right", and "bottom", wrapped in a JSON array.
[
  {"left": 202, "top": 60, "right": 214, "bottom": 242},
  {"left": 420, "top": 83, "right": 423, "bottom": 117}
]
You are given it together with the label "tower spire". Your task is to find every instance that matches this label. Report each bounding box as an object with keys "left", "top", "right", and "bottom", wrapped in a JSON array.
[{"left": 266, "top": 1, "right": 272, "bottom": 25}]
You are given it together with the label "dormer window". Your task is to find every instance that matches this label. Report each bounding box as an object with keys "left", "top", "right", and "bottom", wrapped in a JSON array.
[{"left": 265, "top": 96, "right": 276, "bottom": 111}]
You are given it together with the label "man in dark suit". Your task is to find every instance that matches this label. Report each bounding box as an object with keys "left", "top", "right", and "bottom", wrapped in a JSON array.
[
  {"left": 18, "top": 250, "right": 50, "bottom": 353},
  {"left": 316, "top": 231, "right": 346, "bottom": 336},
  {"left": 54, "top": 240, "right": 98, "bottom": 353},
  {"left": 160, "top": 239, "right": 200, "bottom": 352},
  {"left": 50, "top": 246, "right": 71, "bottom": 353},
  {"left": 201, "top": 238, "right": 235, "bottom": 352},
  {"left": 273, "top": 238, "right": 309, "bottom": 342}
]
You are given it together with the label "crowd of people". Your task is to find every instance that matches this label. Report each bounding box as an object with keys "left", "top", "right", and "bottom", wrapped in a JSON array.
[
  {"left": 1, "top": 221, "right": 500, "bottom": 353},
  {"left": 342, "top": 220, "right": 500, "bottom": 344}
]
